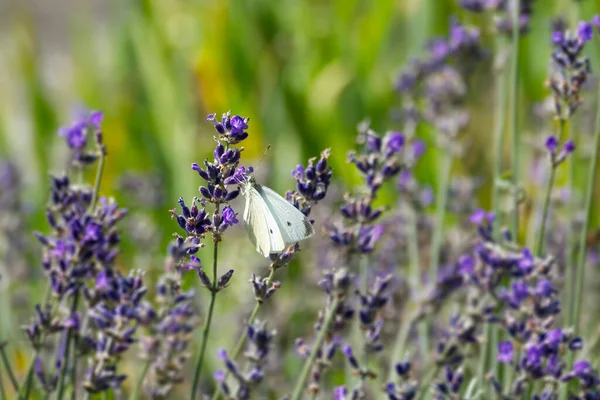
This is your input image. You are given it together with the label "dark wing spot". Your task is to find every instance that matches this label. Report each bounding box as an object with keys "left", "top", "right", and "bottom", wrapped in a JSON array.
[
  {"left": 269, "top": 229, "right": 273, "bottom": 234},
  {"left": 287, "top": 221, "right": 292, "bottom": 226}
]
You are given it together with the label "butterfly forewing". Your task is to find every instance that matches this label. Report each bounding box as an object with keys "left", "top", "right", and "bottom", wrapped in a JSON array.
[
  {"left": 255, "top": 184, "right": 315, "bottom": 243},
  {"left": 243, "top": 185, "right": 286, "bottom": 257}
]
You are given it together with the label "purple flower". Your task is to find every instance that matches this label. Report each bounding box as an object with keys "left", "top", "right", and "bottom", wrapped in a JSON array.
[
  {"left": 552, "top": 31, "right": 564, "bottom": 45},
  {"left": 412, "top": 139, "right": 426, "bottom": 158},
  {"left": 333, "top": 386, "right": 348, "bottom": 400},
  {"left": 383, "top": 131, "right": 405, "bottom": 154},
  {"left": 574, "top": 360, "right": 591, "bottom": 376},
  {"left": 593, "top": 15, "right": 600, "bottom": 30},
  {"left": 535, "top": 279, "right": 555, "bottom": 297},
  {"left": 578, "top": 21, "right": 594, "bottom": 42},
  {"left": 221, "top": 207, "right": 239, "bottom": 228},
  {"left": 564, "top": 139, "right": 575, "bottom": 153},
  {"left": 498, "top": 341, "right": 513, "bottom": 363},
  {"left": 217, "top": 348, "right": 228, "bottom": 361},
  {"left": 57, "top": 109, "right": 104, "bottom": 166},
  {"left": 545, "top": 136, "right": 558, "bottom": 153},
  {"left": 458, "top": 255, "right": 474, "bottom": 275}
]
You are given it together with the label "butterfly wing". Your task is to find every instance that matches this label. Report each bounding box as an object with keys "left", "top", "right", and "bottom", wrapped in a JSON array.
[
  {"left": 255, "top": 184, "right": 315, "bottom": 244},
  {"left": 243, "top": 185, "right": 286, "bottom": 257}
]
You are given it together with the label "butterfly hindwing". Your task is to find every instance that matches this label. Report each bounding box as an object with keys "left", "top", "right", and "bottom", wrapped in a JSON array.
[
  {"left": 255, "top": 184, "right": 315, "bottom": 244},
  {"left": 243, "top": 186, "right": 286, "bottom": 257}
]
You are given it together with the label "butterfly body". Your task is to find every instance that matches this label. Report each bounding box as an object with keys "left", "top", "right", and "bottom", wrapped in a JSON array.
[{"left": 242, "top": 176, "right": 314, "bottom": 257}]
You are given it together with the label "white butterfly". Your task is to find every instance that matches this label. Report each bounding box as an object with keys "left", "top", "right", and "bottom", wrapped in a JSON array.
[{"left": 241, "top": 176, "right": 314, "bottom": 257}]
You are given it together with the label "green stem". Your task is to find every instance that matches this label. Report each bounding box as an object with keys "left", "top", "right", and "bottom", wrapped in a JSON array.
[
  {"left": 17, "top": 358, "right": 34, "bottom": 400},
  {"left": 508, "top": 0, "right": 521, "bottom": 239},
  {"left": 290, "top": 296, "right": 341, "bottom": 400},
  {"left": 536, "top": 165, "right": 557, "bottom": 257},
  {"left": 0, "top": 359, "right": 7, "bottom": 400},
  {"left": 388, "top": 313, "right": 419, "bottom": 383},
  {"left": 563, "top": 120, "right": 575, "bottom": 316},
  {"left": 418, "top": 365, "right": 440, "bottom": 400},
  {"left": 482, "top": 40, "right": 509, "bottom": 386},
  {"left": 0, "top": 344, "right": 18, "bottom": 393},
  {"left": 429, "top": 152, "right": 452, "bottom": 285},
  {"left": 89, "top": 149, "right": 105, "bottom": 213},
  {"left": 210, "top": 267, "right": 277, "bottom": 400},
  {"left": 19, "top": 286, "right": 54, "bottom": 400},
  {"left": 571, "top": 85, "right": 600, "bottom": 334},
  {"left": 55, "top": 291, "right": 80, "bottom": 400},
  {"left": 190, "top": 237, "right": 220, "bottom": 400},
  {"left": 406, "top": 207, "right": 429, "bottom": 363},
  {"left": 129, "top": 360, "right": 151, "bottom": 400}
]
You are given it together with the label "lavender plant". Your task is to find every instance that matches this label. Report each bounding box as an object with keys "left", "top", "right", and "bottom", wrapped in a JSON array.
[
  {"left": 211, "top": 148, "right": 333, "bottom": 400},
  {"left": 6, "top": 5, "right": 600, "bottom": 400}
]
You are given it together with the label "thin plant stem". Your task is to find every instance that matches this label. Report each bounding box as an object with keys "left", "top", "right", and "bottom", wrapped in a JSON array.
[
  {"left": 70, "top": 343, "right": 78, "bottom": 400},
  {"left": 563, "top": 120, "right": 575, "bottom": 313},
  {"left": 0, "top": 343, "right": 18, "bottom": 393},
  {"left": 17, "top": 358, "right": 34, "bottom": 400},
  {"left": 290, "top": 295, "right": 340, "bottom": 400},
  {"left": 481, "top": 41, "right": 509, "bottom": 385},
  {"left": 571, "top": 85, "right": 600, "bottom": 334},
  {"left": 429, "top": 152, "right": 452, "bottom": 285},
  {"left": 129, "top": 360, "right": 151, "bottom": 400},
  {"left": 0, "top": 361, "right": 7, "bottom": 400},
  {"left": 508, "top": 0, "right": 521, "bottom": 239},
  {"left": 536, "top": 165, "right": 557, "bottom": 257},
  {"left": 19, "top": 286, "right": 54, "bottom": 400},
  {"left": 210, "top": 267, "right": 277, "bottom": 400},
  {"left": 388, "top": 312, "right": 419, "bottom": 383},
  {"left": 55, "top": 290, "right": 80, "bottom": 400},
  {"left": 190, "top": 234, "right": 220, "bottom": 400},
  {"left": 536, "top": 120, "right": 565, "bottom": 257},
  {"left": 417, "top": 365, "right": 440, "bottom": 400},
  {"left": 406, "top": 207, "right": 428, "bottom": 362},
  {"left": 88, "top": 148, "right": 106, "bottom": 213}
]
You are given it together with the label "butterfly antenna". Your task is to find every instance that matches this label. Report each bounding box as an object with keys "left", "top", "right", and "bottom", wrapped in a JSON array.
[{"left": 258, "top": 144, "right": 271, "bottom": 165}]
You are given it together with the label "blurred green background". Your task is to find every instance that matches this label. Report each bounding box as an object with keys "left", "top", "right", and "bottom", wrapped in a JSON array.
[
  {"left": 1, "top": 0, "right": 599, "bottom": 226},
  {"left": 2, "top": 0, "right": 600, "bottom": 396}
]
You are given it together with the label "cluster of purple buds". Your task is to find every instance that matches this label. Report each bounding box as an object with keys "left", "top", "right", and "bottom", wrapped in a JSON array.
[
  {"left": 193, "top": 112, "right": 251, "bottom": 207},
  {"left": 82, "top": 270, "right": 148, "bottom": 393},
  {"left": 357, "top": 274, "right": 392, "bottom": 354},
  {"left": 545, "top": 136, "right": 576, "bottom": 167},
  {"left": 139, "top": 275, "right": 198, "bottom": 398},
  {"left": 249, "top": 273, "right": 281, "bottom": 303},
  {"left": 460, "top": 0, "right": 536, "bottom": 36},
  {"left": 385, "top": 361, "right": 418, "bottom": 400},
  {"left": 0, "top": 160, "right": 30, "bottom": 282},
  {"left": 422, "top": 260, "right": 467, "bottom": 316},
  {"left": 288, "top": 148, "right": 333, "bottom": 217},
  {"left": 434, "top": 313, "right": 478, "bottom": 367},
  {"left": 57, "top": 110, "right": 105, "bottom": 167},
  {"left": 464, "top": 210, "right": 600, "bottom": 398},
  {"left": 433, "top": 366, "right": 464, "bottom": 399},
  {"left": 32, "top": 176, "right": 127, "bottom": 300},
  {"left": 396, "top": 19, "right": 485, "bottom": 149},
  {"left": 549, "top": 18, "right": 599, "bottom": 119},
  {"left": 295, "top": 268, "right": 354, "bottom": 396},
  {"left": 328, "top": 126, "right": 404, "bottom": 257},
  {"left": 348, "top": 127, "right": 404, "bottom": 195},
  {"left": 395, "top": 19, "right": 483, "bottom": 96},
  {"left": 214, "top": 321, "right": 275, "bottom": 399},
  {"left": 340, "top": 344, "right": 376, "bottom": 396},
  {"left": 25, "top": 174, "right": 126, "bottom": 360}
]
